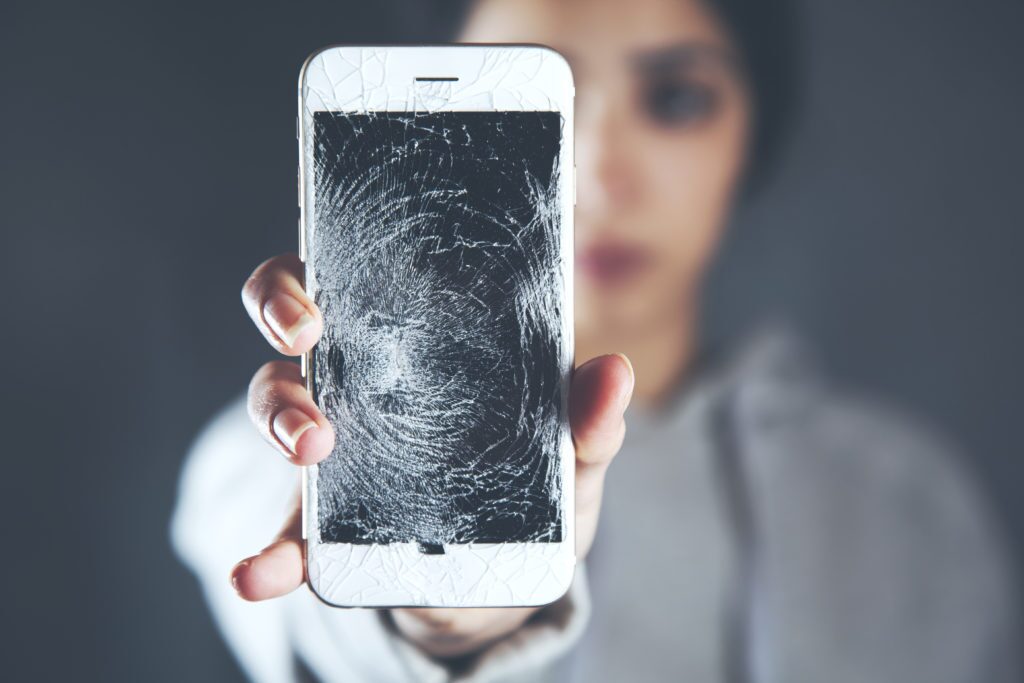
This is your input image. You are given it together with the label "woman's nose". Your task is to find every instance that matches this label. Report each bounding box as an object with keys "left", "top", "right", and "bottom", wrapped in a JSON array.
[{"left": 575, "top": 93, "right": 641, "bottom": 221}]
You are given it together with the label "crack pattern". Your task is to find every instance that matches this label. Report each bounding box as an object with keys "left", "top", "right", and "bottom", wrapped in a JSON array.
[{"left": 310, "top": 111, "right": 565, "bottom": 549}]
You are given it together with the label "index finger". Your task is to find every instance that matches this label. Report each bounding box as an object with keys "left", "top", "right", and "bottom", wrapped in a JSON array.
[{"left": 241, "top": 253, "right": 323, "bottom": 355}]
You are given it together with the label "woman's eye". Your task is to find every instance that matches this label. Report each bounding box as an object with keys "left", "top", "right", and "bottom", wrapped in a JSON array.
[{"left": 642, "top": 80, "right": 719, "bottom": 127}]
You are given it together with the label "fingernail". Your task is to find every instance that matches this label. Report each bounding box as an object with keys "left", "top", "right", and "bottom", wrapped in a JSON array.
[
  {"left": 263, "top": 292, "right": 314, "bottom": 347},
  {"left": 614, "top": 353, "right": 635, "bottom": 410},
  {"left": 272, "top": 408, "right": 317, "bottom": 455},
  {"left": 231, "top": 560, "right": 249, "bottom": 595}
]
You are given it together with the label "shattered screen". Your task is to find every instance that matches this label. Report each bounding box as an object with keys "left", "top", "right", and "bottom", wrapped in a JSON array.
[{"left": 311, "top": 111, "right": 565, "bottom": 549}]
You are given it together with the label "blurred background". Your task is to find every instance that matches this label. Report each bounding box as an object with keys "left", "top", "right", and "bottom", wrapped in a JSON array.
[{"left": 2, "top": 0, "right": 1022, "bottom": 680}]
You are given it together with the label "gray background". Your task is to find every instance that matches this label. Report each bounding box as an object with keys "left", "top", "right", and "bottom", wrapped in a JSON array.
[{"left": 1, "top": 0, "right": 1021, "bottom": 680}]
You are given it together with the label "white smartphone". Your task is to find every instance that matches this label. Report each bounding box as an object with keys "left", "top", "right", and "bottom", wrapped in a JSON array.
[{"left": 297, "top": 45, "right": 575, "bottom": 608}]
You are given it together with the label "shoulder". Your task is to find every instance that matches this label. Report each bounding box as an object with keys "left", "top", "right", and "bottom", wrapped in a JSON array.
[
  {"left": 720, "top": 330, "right": 1004, "bottom": 551},
  {"left": 714, "top": 330, "right": 1019, "bottom": 678}
]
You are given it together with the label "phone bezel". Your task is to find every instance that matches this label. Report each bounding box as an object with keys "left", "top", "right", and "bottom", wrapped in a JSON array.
[{"left": 298, "top": 44, "right": 576, "bottom": 608}]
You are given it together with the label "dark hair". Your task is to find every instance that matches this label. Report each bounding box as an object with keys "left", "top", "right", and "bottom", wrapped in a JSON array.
[
  {"left": 703, "top": 0, "right": 801, "bottom": 189},
  {"left": 405, "top": 0, "right": 801, "bottom": 188}
]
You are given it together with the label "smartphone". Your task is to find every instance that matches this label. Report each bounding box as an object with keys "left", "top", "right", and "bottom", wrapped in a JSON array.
[{"left": 297, "top": 45, "right": 575, "bottom": 608}]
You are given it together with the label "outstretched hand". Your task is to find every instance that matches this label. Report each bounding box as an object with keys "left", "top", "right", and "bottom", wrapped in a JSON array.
[{"left": 232, "top": 253, "right": 634, "bottom": 657}]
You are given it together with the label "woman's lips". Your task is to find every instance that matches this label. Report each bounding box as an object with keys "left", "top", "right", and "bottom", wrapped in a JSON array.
[{"left": 577, "top": 243, "right": 653, "bottom": 285}]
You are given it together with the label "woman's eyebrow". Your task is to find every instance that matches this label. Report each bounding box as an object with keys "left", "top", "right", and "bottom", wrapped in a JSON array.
[{"left": 630, "top": 42, "right": 738, "bottom": 73}]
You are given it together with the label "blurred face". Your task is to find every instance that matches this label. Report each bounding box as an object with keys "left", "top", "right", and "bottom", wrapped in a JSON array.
[{"left": 462, "top": 0, "right": 751, "bottom": 343}]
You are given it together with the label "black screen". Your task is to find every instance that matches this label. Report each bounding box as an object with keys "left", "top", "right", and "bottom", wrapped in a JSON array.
[{"left": 311, "top": 111, "right": 565, "bottom": 548}]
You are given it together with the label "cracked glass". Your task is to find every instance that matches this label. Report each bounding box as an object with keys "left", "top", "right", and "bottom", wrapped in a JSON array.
[{"left": 309, "top": 110, "right": 566, "bottom": 552}]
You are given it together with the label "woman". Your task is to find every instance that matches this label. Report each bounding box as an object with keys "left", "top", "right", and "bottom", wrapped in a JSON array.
[{"left": 172, "top": 0, "right": 1019, "bottom": 681}]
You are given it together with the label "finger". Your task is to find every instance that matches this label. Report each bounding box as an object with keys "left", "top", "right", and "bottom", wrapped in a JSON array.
[
  {"left": 570, "top": 353, "right": 634, "bottom": 472},
  {"left": 570, "top": 354, "right": 634, "bottom": 551},
  {"left": 248, "top": 360, "right": 334, "bottom": 465},
  {"left": 242, "top": 253, "right": 323, "bottom": 355},
  {"left": 231, "top": 502, "right": 304, "bottom": 601}
]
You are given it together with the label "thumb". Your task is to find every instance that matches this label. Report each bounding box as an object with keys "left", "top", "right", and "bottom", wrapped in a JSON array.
[
  {"left": 570, "top": 353, "right": 634, "bottom": 558},
  {"left": 570, "top": 353, "right": 634, "bottom": 470}
]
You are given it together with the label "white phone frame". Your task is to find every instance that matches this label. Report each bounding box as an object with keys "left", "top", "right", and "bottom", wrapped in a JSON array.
[{"left": 298, "top": 45, "right": 576, "bottom": 608}]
